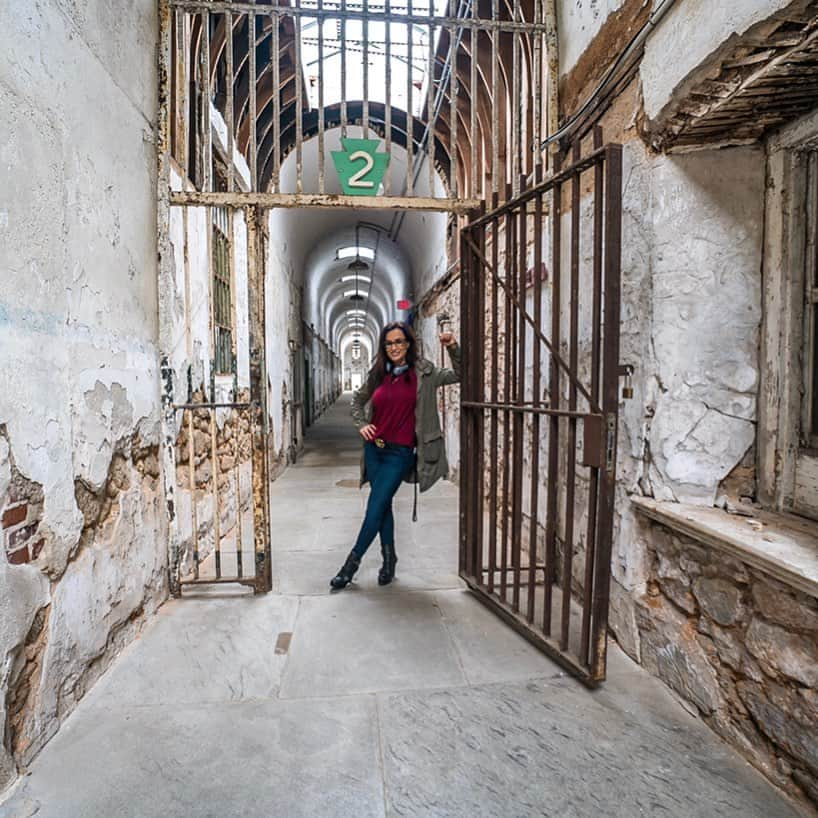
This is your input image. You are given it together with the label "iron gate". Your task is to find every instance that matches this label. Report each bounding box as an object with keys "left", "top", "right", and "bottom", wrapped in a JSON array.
[
  {"left": 459, "top": 135, "right": 623, "bottom": 686},
  {"left": 160, "top": 204, "right": 273, "bottom": 595}
]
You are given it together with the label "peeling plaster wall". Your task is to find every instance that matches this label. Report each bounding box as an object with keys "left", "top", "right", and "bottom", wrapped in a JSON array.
[
  {"left": 0, "top": 0, "right": 164, "bottom": 791},
  {"left": 557, "top": 0, "right": 627, "bottom": 76},
  {"left": 554, "top": 4, "right": 796, "bottom": 800},
  {"left": 639, "top": 0, "right": 793, "bottom": 122},
  {"left": 266, "top": 211, "right": 303, "bottom": 461},
  {"left": 644, "top": 148, "right": 763, "bottom": 504},
  {"left": 604, "top": 141, "right": 765, "bottom": 653}
]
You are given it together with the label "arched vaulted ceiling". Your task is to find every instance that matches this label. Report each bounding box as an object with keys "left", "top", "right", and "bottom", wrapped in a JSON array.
[{"left": 272, "top": 131, "right": 447, "bottom": 358}]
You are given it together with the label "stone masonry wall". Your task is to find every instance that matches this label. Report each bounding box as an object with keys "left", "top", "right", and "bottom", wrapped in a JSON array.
[{"left": 636, "top": 518, "right": 818, "bottom": 810}]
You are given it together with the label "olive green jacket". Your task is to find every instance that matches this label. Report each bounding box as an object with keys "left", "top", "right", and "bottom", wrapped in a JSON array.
[{"left": 350, "top": 344, "right": 461, "bottom": 493}]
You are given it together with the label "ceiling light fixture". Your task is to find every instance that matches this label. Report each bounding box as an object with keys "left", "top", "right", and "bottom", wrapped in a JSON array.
[
  {"left": 338, "top": 246, "right": 375, "bottom": 261},
  {"left": 345, "top": 225, "right": 370, "bottom": 304}
]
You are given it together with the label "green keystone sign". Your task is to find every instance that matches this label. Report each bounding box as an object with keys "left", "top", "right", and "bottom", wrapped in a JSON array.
[{"left": 331, "top": 138, "right": 390, "bottom": 196}]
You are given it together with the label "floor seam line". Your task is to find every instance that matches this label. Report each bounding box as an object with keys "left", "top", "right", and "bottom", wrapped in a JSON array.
[
  {"left": 433, "top": 589, "right": 473, "bottom": 687},
  {"left": 375, "top": 694, "right": 390, "bottom": 818},
  {"left": 276, "top": 594, "right": 303, "bottom": 699}
]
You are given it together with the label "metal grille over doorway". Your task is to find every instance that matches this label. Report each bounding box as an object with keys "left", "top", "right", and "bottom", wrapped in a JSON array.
[
  {"left": 163, "top": 0, "right": 554, "bottom": 211},
  {"left": 459, "top": 135, "right": 623, "bottom": 686}
]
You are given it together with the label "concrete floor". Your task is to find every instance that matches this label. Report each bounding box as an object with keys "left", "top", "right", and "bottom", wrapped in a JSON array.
[{"left": 0, "top": 396, "right": 807, "bottom": 818}]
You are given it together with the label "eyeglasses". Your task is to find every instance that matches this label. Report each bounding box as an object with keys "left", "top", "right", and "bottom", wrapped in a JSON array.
[{"left": 384, "top": 340, "right": 408, "bottom": 348}]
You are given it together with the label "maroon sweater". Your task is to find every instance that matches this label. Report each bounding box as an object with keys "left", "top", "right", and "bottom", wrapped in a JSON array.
[{"left": 371, "top": 369, "right": 418, "bottom": 447}]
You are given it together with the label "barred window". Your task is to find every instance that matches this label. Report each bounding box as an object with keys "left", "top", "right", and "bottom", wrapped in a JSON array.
[{"left": 212, "top": 206, "right": 233, "bottom": 375}]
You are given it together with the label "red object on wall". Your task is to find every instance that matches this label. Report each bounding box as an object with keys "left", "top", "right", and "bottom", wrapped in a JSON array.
[{"left": 397, "top": 299, "right": 411, "bottom": 310}]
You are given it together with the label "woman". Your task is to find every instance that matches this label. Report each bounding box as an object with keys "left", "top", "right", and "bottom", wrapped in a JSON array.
[{"left": 330, "top": 321, "right": 460, "bottom": 590}]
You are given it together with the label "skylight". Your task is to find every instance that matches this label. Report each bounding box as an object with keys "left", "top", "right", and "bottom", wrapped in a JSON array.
[{"left": 299, "top": 0, "right": 448, "bottom": 116}]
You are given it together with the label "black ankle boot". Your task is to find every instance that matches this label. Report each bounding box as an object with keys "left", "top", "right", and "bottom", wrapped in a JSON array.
[
  {"left": 378, "top": 543, "right": 398, "bottom": 586},
  {"left": 330, "top": 551, "right": 360, "bottom": 590}
]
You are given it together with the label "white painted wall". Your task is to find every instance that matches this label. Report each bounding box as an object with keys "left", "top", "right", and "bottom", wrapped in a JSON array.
[{"left": 0, "top": 0, "right": 163, "bottom": 789}]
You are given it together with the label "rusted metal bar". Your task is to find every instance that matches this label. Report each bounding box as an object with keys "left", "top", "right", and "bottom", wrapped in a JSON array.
[
  {"left": 317, "top": 0, "right": 326, "bottom": 192},
  {"left": 202, "top": 9, "right": 213, "bottom": 191},
  {"left": 467, "top": 146, "right": 607, "bottom": 228},
  {"left": 170, "top": 190, "right": 480, "bottom": 213},
  {"left": 295, "top": 0, "right": 304, "bottom": 193},
  {"left": 427, "top": 2, "right": 435, "bottom": 195},
  {"left": 187, "top": 406, "right": 200, "bottom": 580},
  {"left": 543, "top": 153, "right": 561, "bottom": 637},
  {"left": 469, "top": 0, "right": 477, "bottom": 198},
  {"left": 560, "top": 141, "right": 581, "bottom": 651},
  {"left": 363, "top": 0, "right": 370, "bottom": 137},
  {"left": 462, "top": 235, "right": 600, "bottom": 412},
  {"left": 210, "top": 406, "right": 222, "bottom": 578},
  {"left": 226, "top": 9, "right": 235, "bottom": 192},
  {"left": 270, "top": 10, "right": 281, "bottom": 191},
  {"left": 246, "top": 205, "right": 272, "bottom": 593},
  {"left": 511, "top": 178, "right": 526, "bottom": 613},
  {"left": 172, "top": 0, "right": 553, "bottom": 31},
  {"left": 487, "top": 193, "right": 499, "bottom": 592},
  {"left": 449, "top": 23, "right": 458, "bottom": 197},
  {"left": 170, "top": 190, "right": 481, "bottom": 211},
  {"left": 511, "top": 0, "right": 520, "bottom": 196},
  {"left": 589, "top": 143, "right": 622, "bottom": 681},
  {"left": 460, "top": 402, "right": 597, "bottom": 419},
  {"left": 234, "top": 406, "right": 244, "bottom": 579},
  {"left": 458, "top": 226, "right": 471, "bottom": 579},
  {"left": 173, "top": 401, "right": 254, "bottom": 409},
  {"left": 461, "top": 574, "right": 598, "bottom": 686},
  {"left": 341, "top": 0, "right": 348, "bottom": 137},
  {"left": 405, "top": 21, "right": 414, "bottom": 196},
  {"left": 580, "top": 126, "right": 604, "bottom": 665},
  {"left": 527, "top": 180, "right": 543, "bottom": 624},
  {"left": 491, "top": 0, "right": 499, "bottom": 199},
  {"left": 180, "top": 576, "right": 258, "bottom": 587},
  {"left": 500, "top": 183, "right": 513, "bottom": 603},
  {"left": 248, "top": 9, "right": 258, "bottom": 189},
  {"left": 384, "top": 0, "right": 392, "bottom": 195},
  {"left": 532, "top": 0, "right": 542, "bottom": 176},
  {"left": 475, "top": 200, "right": 487, "bottom": 586}
]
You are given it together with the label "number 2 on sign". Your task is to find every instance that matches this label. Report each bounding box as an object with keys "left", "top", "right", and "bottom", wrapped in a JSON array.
[{"left": 348, "top": 151, "right": 376, "bottom": 188}]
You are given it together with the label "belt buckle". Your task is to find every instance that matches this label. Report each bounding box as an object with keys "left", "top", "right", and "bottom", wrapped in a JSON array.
[{"left": 374, "top": 438, "right": 386, "bottom": 449}]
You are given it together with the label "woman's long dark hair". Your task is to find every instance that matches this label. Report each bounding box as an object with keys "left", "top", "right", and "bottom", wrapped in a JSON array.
[{"left": 365, "top": 321, "right": 418, "bottom": 392}]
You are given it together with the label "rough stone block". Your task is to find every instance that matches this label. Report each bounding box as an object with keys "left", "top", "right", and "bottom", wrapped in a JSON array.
[
  {"left": 636, "top": 595, "right": 723, "bottom": 714},
  {"left": 745, "top": 619, "right": 818, "bottom": 688},
  {"left": 737, "top": 680, "right": 818, "bottom": 777},
  {"left": 707, "top": 623, "right": 742, "bottom": 670},
  {"left": 659, "top": 576, "right": 698, "bottom": 614},
  {"left": 692, "top": 577, "right": 744, "bottom": 626},
  {"left": 752, "top": 582, "right": 818, "bottom": 632}
]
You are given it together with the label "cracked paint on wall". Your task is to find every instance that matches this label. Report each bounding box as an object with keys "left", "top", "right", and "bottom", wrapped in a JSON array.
[{"left": 0, "top": 0, "right": 165, "bottom": 793}]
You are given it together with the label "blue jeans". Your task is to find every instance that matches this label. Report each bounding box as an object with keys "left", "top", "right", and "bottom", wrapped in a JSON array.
[{"left": 352, "top": 442, "right": 416, "bottom": 559}]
